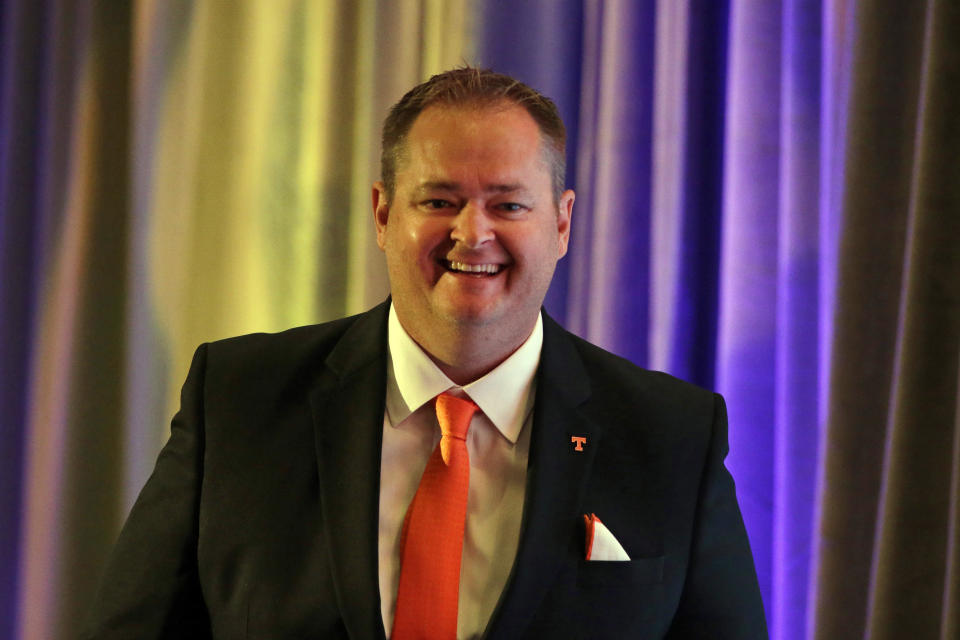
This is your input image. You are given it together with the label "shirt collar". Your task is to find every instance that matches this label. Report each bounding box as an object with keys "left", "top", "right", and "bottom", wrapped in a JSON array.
[{"left": 385, "top": 303, "right": 542, "bottom": 444}]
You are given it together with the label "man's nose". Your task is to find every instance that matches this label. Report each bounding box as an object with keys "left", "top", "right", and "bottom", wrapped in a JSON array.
[{"left": 450, "top": 203, "right": 494, "bottom": 248}]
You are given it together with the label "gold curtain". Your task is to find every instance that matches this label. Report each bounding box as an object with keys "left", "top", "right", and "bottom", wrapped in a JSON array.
[{"left": 17, "top": 2, "right": 474, "bottom": 638}]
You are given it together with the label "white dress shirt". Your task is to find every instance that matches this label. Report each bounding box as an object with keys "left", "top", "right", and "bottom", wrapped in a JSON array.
[{"left": 378, "top": 304, "right": 542, "bottom": 639}]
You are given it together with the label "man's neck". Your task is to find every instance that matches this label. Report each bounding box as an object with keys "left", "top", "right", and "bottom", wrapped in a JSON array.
[
  {"left": 396, "top": 314, "right": 538, "bottom": 386},
  {"left": 426, "top": 347, "right": 514, "bottom": 386}
]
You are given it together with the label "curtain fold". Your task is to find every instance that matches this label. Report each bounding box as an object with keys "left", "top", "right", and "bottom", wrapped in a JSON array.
[
  {"left": 812, "top": 1, "right": 929, "bottom": 637},
  {"left": 863, "top": 0, "right": 960, "bottom": 636},
  {"left": 773, "top": 2, "right": 822, "bottom": 637},
  {"left": 12, "top": 2, "right": 133, "bottom": 638},
  {"left": 653, "top": 0, "right": 728, "bottom": 390},
  {"left": 718, "top": 0, "right": 782, "bottom": 605},
  {"left": 566, "top": 0, "right": 656, "bottom": 366},
  {"left": 0, "top": 2, "right": 47, "bottom": 637}
]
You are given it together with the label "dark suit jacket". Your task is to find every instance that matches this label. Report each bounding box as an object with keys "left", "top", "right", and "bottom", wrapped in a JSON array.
[{"left": 86, "top": 300, "right": 767, "bottom": 639}]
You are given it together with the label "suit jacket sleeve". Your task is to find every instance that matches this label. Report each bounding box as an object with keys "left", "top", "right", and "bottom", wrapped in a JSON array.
[
  {"left": 84, "top": 344, "right": 212, "bottom": 639},
  {"left": 665, "top": 393, "right": 768, "bottom": 638}
]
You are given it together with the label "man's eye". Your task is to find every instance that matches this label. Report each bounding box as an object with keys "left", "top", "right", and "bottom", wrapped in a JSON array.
[
  {"left": 423, "top": 199, "right": 453, "bottom": 210},
  {"left": 497, "top": 202, "right": 526, "bottom": 213}
]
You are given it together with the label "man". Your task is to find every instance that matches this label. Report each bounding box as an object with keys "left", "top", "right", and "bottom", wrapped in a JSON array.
[{"left": 86, "top": 68, "right": 767, "bottom": 638}]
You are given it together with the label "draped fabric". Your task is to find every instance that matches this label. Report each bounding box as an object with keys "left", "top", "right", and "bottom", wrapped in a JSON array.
[{"left": 2, "top": 1, "right": 957, "bottom": 639}]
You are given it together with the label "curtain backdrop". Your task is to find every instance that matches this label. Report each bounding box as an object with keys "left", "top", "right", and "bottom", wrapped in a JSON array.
[{"left": 2, "top": 1, "right": 957, "bottom": 639}]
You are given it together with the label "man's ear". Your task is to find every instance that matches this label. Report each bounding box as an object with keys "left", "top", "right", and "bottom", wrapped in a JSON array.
[
  {"left": 372, "top": 181, "right": 390, "bottom": 250},
  {"left": 556, "top": 189, "right": 575, "bottom": 258}
]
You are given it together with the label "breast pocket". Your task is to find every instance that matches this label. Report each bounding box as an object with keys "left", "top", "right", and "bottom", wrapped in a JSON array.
[
  {"left": 553, "top": 556, "right": 668, "bottom": 638},
  {"left": 577, "top": 555, "right": 665, "bottom": 587}
]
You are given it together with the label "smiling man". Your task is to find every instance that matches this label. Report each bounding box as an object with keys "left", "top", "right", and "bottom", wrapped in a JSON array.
[
  {"left": 373, "top": 97, "right": 573, "bottom": 384},
  {"left": 87, "top": 69, "right": 767, "bottom": 639}
]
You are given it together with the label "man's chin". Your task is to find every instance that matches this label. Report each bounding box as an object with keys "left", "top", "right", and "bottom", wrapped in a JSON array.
[{"left": 441, "top": 305, "right": 500, "bottom": 327}]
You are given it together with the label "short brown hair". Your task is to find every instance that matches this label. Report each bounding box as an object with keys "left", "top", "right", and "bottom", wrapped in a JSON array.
[{"left": 380, "top": 67, "right": 567, "bottom": 202}]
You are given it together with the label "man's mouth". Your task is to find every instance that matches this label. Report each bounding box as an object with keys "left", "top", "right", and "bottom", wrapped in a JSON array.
[{"left": 441, "top": 259, "right": 503, "bottom": 276}]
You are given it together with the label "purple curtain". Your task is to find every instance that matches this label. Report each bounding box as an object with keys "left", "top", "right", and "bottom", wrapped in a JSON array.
[{"left": 478, "top": 1, "right": 959, "bottom": 639}]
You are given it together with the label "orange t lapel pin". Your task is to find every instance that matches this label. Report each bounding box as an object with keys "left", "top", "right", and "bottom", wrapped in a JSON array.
[{"left": 571, "top": 436, "right": 586, "bottom": 451}]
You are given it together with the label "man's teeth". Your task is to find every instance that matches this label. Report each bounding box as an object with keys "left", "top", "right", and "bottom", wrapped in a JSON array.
[{"left": 447, "top": 260, "right": 500, "bottom": 274}]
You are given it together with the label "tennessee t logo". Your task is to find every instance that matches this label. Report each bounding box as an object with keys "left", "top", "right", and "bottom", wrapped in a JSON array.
[{"left": 571, "top": 436, "right": 587, "bottom": 451}]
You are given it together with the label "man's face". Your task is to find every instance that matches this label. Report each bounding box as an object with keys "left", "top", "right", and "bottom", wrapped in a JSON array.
[{"left": 373, "top": 103, "right": 574, "bottom": 345}]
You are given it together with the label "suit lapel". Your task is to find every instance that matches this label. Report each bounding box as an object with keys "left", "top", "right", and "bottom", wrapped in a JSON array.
[
  {"left": 309, "top": 302, "right": 390, "bottom": 640},
  {"left": 484, "top": 314, "right": 603, "bottom": 639}
]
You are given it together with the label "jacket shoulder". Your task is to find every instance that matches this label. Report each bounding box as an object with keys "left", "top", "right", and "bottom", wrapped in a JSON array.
[{"left": 199, "top": 303, "right": 388, "bottom": 396}]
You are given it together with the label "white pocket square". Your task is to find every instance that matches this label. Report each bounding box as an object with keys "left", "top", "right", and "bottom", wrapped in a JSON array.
[{"left": 583, "top": 513, "right": 630, "bottom": 561}]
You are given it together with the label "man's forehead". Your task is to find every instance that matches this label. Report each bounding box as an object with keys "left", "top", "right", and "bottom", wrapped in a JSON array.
[
  {"left": 401, "top": 108, "right": 548, "bottom": 165},
  {"left": 413, "top": 180, "right": 531, "bottom": 195}
]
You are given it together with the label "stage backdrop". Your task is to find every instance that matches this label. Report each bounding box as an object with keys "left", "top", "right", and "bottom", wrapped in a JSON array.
[{"left": 1, "top": 1, "right": 958, "bottom": 639}]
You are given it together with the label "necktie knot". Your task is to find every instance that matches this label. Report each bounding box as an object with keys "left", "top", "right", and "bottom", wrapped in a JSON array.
[{"left": 435, "top": 392, "right": 478, "bottom": 441}]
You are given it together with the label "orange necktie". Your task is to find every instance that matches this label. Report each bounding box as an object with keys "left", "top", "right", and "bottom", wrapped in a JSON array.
[{"left": 392, "top": 392, "right": 478, "bottom": 640}]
